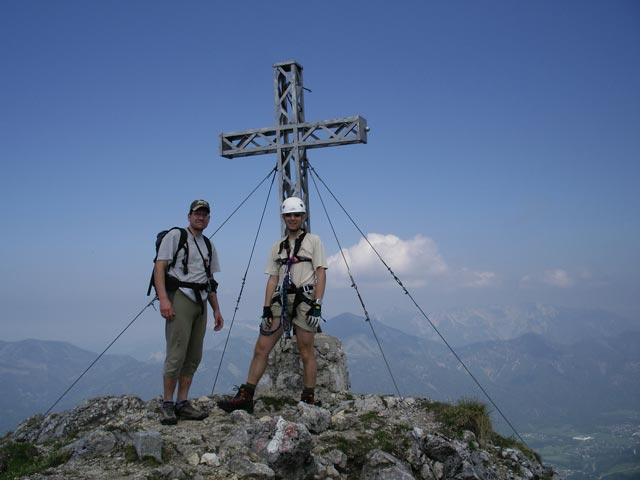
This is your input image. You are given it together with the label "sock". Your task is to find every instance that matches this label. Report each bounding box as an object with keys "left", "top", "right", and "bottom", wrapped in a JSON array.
[
  {"left": 303, "top": 387, "right": 315, "bottom": 395},
  {"left": 243, "top": 383, "right": 256, "bottom": 395}
]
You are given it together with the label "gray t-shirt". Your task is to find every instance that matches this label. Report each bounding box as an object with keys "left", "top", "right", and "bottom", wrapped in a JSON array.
[{"left": 157, "top": 228, "right": 220, "bottom": 302}]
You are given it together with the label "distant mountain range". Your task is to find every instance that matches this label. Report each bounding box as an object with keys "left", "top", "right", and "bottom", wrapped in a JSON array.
[
  {"left": 322, "top": 312, "right": 640, "bottom": 431},
  {"left": 375, "top": 303, "right": 640, "bottom": 347},
  {"left": 2, "top": 303, "right": 638, "bottom": 439},
  {"left": 0, "top": 339, "right": 156, "bottom": 434}
]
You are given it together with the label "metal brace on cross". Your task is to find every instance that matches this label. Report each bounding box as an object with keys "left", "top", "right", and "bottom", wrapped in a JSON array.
[{"left": 219, "top": 60, "right": 368, "bottom": 234}]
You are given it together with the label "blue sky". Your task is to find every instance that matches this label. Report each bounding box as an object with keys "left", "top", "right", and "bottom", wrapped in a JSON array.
[{"left": 1, "top": 1, "right": 638, "bottom": 355}]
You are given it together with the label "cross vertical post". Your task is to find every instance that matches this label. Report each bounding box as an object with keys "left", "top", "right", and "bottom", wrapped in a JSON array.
[
  {"left": 220, "top": 60, "right": 368, "bottom": 234},
  {"left": 274, "top": 62, "right": 309, "bottom": 231}
]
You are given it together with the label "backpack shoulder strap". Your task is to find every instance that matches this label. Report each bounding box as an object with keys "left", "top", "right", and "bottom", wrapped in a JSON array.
[
  {"left": 202, "top": 235, "right": 213, "bottom": 277},
  {"left": 165, "top": 227, "right": 188, "bottom": 268},
  {"left": 176, "top": 228, "right": 189, "bottom": 274},
  {"left": 176, "top": 227, "right": 188, "bottom": 252},
  {"left": 148, "top": 227, "right": 189, "bottom": 296},
  {"left": 202, "top": 235, "right": 212, "bottom": 259}
]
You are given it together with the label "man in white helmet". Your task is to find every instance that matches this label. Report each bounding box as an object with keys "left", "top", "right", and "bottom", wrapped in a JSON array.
[{"left": 217, "top": 196, "right": 327, "bottom": 412}]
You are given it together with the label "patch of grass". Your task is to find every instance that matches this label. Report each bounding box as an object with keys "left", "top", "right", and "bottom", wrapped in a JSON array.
[
  {"left": 492, "top": 433, "right": 541, "bottom": 463},
  {"left": 422, "top": 398, "right": 492, "bottom": 446},
  {"left": 419, "top": 398, "right": 544, "bottom": 464},
  {"left": 372, "top": 430, "right": 396, "bottom": 451},
  {"left": 358, "top": 411, "right": 383, "bottom": 425},
  {"left": 124, "top": 443, "right": 164, "bottom": 465},
  {"left": 324, "top": 423, "right": 411, "bottom": 478},
  {"left": 0, "top": 441, "right": 70, "bottom": 480},
  {"left": 124, "top": 445, "right": 139, "bottom": 462},
  {"left": 324, "top": 433, "right": 377, "bottom": 472},
  {"left": 395, "top": 423, "right": 412, "bottom": 433},
  {"left": 140, "top": 455, "right": 162, "bottom": 467},
  {"left": 15, "top": 415, "right": 43, "bottom": 434}
]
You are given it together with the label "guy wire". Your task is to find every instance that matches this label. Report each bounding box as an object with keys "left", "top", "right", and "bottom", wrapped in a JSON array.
[
  {"left": 308, "top": 163, "right": 528, "bottom": 447},
  {"left": 42, "top": 167, "right": 277, "bottom": 417},
  {"left": 43, "top": 297, "right": 156, "bottom": 416},
  {"left": 309, "top": 167, "right": 403, "bottom": 399},
  {"left": 210, "top": 167, "right": 277, "bottom": 394}
]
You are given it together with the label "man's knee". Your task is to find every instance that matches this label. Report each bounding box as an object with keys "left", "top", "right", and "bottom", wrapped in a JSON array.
[
  {"left": 253, "top": 337, "right": 275, "bottom": 358},
  {"left": 297, "top": 340, "right": 315, "bottom": 362},
  {"left": 300, "top": 349, "right": 315, "bottom": 364},
  {"left": 180, "top": 358, "right": 201, "bottom": 377}
]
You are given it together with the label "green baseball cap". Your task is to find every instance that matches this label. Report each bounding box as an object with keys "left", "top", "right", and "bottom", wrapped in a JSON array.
[{"left": 189, "top": 199, "right": 210, "bottom": 213}]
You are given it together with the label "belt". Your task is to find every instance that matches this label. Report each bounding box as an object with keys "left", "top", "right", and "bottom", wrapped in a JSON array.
[{"left": 276, "top": 284, "right": 314, "bottom": 294}]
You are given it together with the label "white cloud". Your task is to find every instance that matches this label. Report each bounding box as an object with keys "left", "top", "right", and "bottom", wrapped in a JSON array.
[
  {"left": 543, "top": 269, "right": 573, "bottom": 288},
  {"left": 457, "top": 268, "right": 498, "bottom": 288},
  {"left": 327, "top": 233, "right": 496, "bottom": 290},
  {"left": 521, "top": 268, "right": 575, "bottom": 289},
  {"left": 327, "top": 233, "right": 447, "bottom": 286},
  {"left": 148, "top": 351, "right": 164, "bottom": 363},
  {"left": 519, "top": 275, "right": 533, "bottom": 287}
]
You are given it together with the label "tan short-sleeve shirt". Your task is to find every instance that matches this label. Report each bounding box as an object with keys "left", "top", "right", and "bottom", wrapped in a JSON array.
[{"left": 265, "top": 232, "right": 327, "bottom": 287}]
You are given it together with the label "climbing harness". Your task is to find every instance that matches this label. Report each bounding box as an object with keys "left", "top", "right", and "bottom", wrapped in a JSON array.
[
  {"left": 259, "top": 231, "right": 315, "bottom": 339},
  {"left": 189, "top": 230, "right": 216, "bottom": 313}
]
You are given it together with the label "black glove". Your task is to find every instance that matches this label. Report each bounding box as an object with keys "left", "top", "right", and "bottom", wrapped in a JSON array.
[
  {"left": 307, "top": 302, "right": 322, "bottom": 329},
  {"left": 261, "top": 306, "right": 274, "bottom": 330}
]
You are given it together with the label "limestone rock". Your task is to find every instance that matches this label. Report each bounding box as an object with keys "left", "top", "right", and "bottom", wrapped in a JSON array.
[
  {"left": 361, "top": 449, "right": 416, "bottom": 479},
  {"left": 1, "top": 334, "right": 559, "bottom": 480},
  {"left": 258, "top": 333, "right": 350, "bottom": 403},
  {"left": 251, "top": 416, "right": 315, "bottom": 479}
]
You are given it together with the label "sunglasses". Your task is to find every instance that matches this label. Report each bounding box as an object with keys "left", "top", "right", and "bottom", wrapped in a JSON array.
[{"left": 284, "top": 213, "right": 303, "bottom": 218}]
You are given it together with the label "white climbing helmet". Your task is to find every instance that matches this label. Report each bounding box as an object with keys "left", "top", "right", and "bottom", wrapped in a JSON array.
[{"left": 281, "top": 196, "right": 306, "bottom": 214}]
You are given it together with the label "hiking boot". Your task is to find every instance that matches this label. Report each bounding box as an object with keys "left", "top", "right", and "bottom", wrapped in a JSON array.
[
  {"left": 159, "top": 401, "right": 177, "bottom": 425},
  {"left": 175, "top": 400, "right": 208, "bottom": 421},
  {"left": 217, "top": 385, "right": 254, "bottom": 414},
  {"left": 300, "top": 391, "right": 321, "bottom": 407}
]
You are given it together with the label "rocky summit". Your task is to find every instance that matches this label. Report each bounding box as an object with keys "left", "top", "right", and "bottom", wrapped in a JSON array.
[{"left": 0, "top": 334, "right": 558, "bottom": 480}]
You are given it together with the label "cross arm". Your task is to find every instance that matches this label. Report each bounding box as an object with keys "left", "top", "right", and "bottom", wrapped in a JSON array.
[{"left": 220, "top": 115, "right": 368, "bottom": 159}]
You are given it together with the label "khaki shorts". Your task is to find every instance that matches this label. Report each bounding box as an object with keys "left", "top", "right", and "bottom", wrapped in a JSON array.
[{"left": 269, "top": 291, "right": 315, "bottom": 333}]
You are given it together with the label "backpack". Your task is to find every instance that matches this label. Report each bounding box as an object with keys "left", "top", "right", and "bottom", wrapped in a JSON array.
[{"left": 146, "top": 227, "right": 212, "bottom": 296}]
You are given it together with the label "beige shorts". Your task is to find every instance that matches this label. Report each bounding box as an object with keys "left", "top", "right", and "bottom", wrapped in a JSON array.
[{"left": 269, "top": 291, "right": 315, "bottom": 333}]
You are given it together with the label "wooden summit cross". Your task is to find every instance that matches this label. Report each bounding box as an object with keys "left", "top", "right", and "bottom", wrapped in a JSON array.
[{"left": 219, "top": 61, "right": 368, "bottom": 233}]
